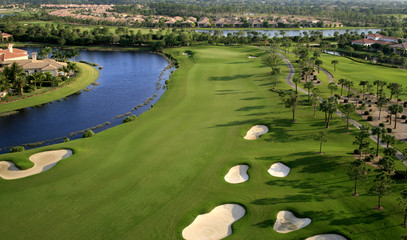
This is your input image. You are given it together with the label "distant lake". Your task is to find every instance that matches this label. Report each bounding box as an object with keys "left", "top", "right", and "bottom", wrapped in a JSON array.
[
  {"left": 195, "top": 28, "right": 382, "bottom": 37},
  {"left": 0, "top": 49, "right": 174, "bottom": 152}
]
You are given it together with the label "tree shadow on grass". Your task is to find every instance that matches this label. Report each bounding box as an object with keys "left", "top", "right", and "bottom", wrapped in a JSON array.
[
  {"left": 330, "top": 211, "right": 387, "bottom": 226},
  {"left": 244, "top": 112, "right": 268, "bottom": 117},
  {"left": 227, "top": 61, "right": 250, "bottom": 64},
  {"left": 209, "top": 74, "right": 253, "bottom": 81},
  {"left": 251, "top": 194, "right": 318, "bottom": 205},
  {"left": 235, "top": 105, "right": 265, "bottom": 112},
  {"left": 240, "top": 97, "right": 264, "bottom": 101},
  {"left": 210, "top": 118, "right": 262, "bottom": 128},
  {"left": 215, "top": 90, "right": 253, "bottom": 95}
]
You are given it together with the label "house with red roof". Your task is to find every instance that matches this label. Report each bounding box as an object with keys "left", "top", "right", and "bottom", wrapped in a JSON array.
[
  {"left": 0, "top": 43, "right": 28, "bottom": 62},
  {"left": 352, "top": 34, "right": 399, "bottom": 46},
  {"left": 1, "top": 32, "right": 13, "bottom": 42}
]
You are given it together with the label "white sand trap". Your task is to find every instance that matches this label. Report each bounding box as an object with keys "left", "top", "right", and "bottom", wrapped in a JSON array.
[
  {"left": 306, "top": 234, "right": 347, "bottom": 240},
  {"left": 183, "top": 52, "right": 191, "bottom": 56},
  {"left": 248, "top": 56, "right": 257, "bottom": 58},
  {"left": 268, "top": 162, "right": 290, "bottom": 177},
  {"left": 273, "top": 210, "right": 311, "bottom": 233},
  {"left": 244, "top": 125, "right": 268, "bottom": 140},
  {"left": 182, "top": 204, "right": 246, "bottom": 240},
  {"left": 0, "top": 149, "right": 73, "bottom": 180},
  {"left": 224, "top": 164, "right": 249, "bottom": 184}
]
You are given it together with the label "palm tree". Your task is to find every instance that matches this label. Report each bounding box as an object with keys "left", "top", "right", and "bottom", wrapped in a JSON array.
[
  {"left": 320, "top": 97, "right": 338, "bottom": 128},
  {"left": 347, "top": 159, "right": 368, "bottom": 196},
  {"left": 315, "top": 59, "right": 323, "bottom": 73},
  {"left": 292, "top": 77, "right": 301, "bottom": 94},
  {"left": 338, "top": 78, "right": 346, "bottom": 96},
  {"left": 69, "top": 49, "right": 80, "bottom": 62},
  {"left": 387, "top": 83, "right": 402, "bottom": 101},
  {"left": 0, "top": 74, "right": 12, "bottom": 93},
  {"left": 388, "top": 104, "right": 404, "bottom": 129},
  {"left": 381, "top": 134, "right": 396, "bottom": 148},
  {"left": 311, "top": 88, "right": 320, "bottom": 117},
  {"left": 331, "top": 59, "right": 339, "bottom": 71},
  {"left": 28, "top": 72, "right": 44, "bottom": 90},
  {"left": 327, "top": 82, "right": 337, "bottom": 97},
  {"left": 372, "top": 127, "right": 386, "bottom": 156},
  {"left": 303, "top": 81, "right": 314, "bottom": 101},
  {"left": 370, "top": 172, "right": 394, "bottom": 210},
  {"left": 314, "top": 131, "right": 328, "bottom": 153},
  {"left": 359, "top": 80, "right": 369, "bottom": 100},
  {"left": 3, "top": 62, "right": 26, "bottom": 95},
  {"left": 345, "top": 80, "right": 354, "bottom": 98},
  {"left": 373, "top": 80, "right": 387, "bottom": 98},
  {"left": 284, "top": 93, "right": 299, "bottom": 122},
  {"left": 341, "top": 103, "right": 355, "bottom": 132},
  {"left": 39, "top": 47, "right": 52, "bottom": 59},
  {"left": 377, "top": 95, "right": 388, "bottom": 120}
]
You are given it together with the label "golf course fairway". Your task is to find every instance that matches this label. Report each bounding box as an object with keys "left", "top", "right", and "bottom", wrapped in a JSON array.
[{"left": 0, "top": 45, "right": 405, "bottom": 240}]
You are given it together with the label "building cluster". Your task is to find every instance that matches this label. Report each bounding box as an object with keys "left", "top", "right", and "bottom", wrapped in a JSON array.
[
  {"left": 352, "top": 34, "right": 407, "bottom": 53},
  {"left": 44, "top": 4, "right": 343, "bottom": 28},
  {"left": 0, "top": 44, "right": 66, "bottom": 77}
]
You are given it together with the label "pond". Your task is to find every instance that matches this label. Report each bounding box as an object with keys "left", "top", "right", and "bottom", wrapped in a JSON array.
[
  {"left": 195, "top": 28, "right": 382, "bottom": 37},
  {"left": 0, "top": 49, "right": 175, "bottom": 152}
]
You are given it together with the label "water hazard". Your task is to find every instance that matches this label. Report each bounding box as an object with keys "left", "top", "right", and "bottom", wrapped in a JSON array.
[{"left": 0, "top": 49, "right": 175, "bottom": 152}]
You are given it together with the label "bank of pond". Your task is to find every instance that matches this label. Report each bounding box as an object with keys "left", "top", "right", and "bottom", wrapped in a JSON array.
[{"left": 0, "top": 49, "right": 175, "bottom": 152}]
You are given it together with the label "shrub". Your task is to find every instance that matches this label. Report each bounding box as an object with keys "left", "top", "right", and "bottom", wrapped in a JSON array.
[
  {"left": 10, "top": 146, "right": 25, "bottom": 153},
  {"left": 402, "top": 115, "right": 407, "bottom": 119},
  {"left": 353, "top": 149, "right": 361, "bottom": 154},
  {"left": 122, "top": 115, "right": 137, "bottom": 123},
  {"left": 64, "top": 137, "right": 70, "bottom": 142},
  {"left": 369, "top": 109, "right": 372, "bottom": 112},
  {"left": 386, "top": 128, "right": 392, "bottom": 133},
  {"left": 368, "top": 104, "right": 372, "bottom": 107},
  {"left": 367, "top": 116, "right": 373, "bottom": 121},
  {"left": 344, "top": 99, "right": 348, "bottom": 103},
  {"left": 379, "top": 123, "right": 385, "bottom": 127},
  {"left": 358, "top": 101, "right": 363, "bottom": 104},
  {"left": 364, "top": 111, "right": 369, "bottom": 115},
  {"left": 404, "top": 102, "right": 407, "bottom": 107},
  {"left": 82, "top": 129, "right": 95, "bottom": 138},
  {"left": 364, "top": 154, "right": 373, "bottom": 162}
]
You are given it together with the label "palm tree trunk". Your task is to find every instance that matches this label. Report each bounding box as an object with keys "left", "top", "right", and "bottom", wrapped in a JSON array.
[
  {"left": 378, "top": 195, "right": 381, "bottom": 209},
  {"left": 346, "top": 119, "right": 349, "bottom": 132},
  {"left": 341, "top": 86, "right": 343, "bottom": 96},
  {"left": 394, "top": 113, "right": 397, "bottom": 129},
  {"left": 292, "top": 109, "right": 295, "bottom": 122},
  {"left": 379, "top": 108, "right": 382, "bottom": 120},
  {"left": 403, "top": 212, "right": 406, "bottom": 227},
  {"left": 19, "top": 85, "right": 23, "bottom": 95},
  {"left": 319, "top": 142, "right": 322, "bottom": 153},
  {"left": 376, "top": 135, "right": 380, "bottom": 156},
  {"left": 354, "top": 179, "right": 357, "bottom": 195}
]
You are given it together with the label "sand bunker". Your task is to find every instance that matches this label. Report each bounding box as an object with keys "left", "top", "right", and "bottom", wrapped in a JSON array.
[
  {"left": 224, "top": 164, "right": 249, "bottom": 184},
  {"left": 0, "top": 149, "right": 73, "bottom": 180},
  {"left": 183, "top": 53, "right": 191, "bottom": 56},
  {"left": 273, "top": 210, "right": 311, "bottom": 233},
  {"left": 248, "top": 56, "right": 257, "bottom": 58},
  {"left": 306, "top": 234, "right": 347, "bottom": 240},
  {"left": 182, "top": 204, "right": 246, "bottom": 240},
  {"left": 244, "top": 125, "right": 268, "bottom": 140},
  {"left": 268, "top": 162, "right": 290, "bottom": 177}
]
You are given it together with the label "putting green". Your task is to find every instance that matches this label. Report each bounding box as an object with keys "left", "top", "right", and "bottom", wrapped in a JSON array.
[{"left": 0, "top": 45, "right": 405, "bottom": 240}]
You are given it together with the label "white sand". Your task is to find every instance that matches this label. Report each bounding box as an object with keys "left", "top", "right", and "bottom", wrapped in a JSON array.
[
  {"left": 182, "top": 204, "right": 246, "bottom": 240},
  {"left": 268, "top": 162, "right": 290, "bottom": 177},
  {"left": 244, "top": 125, "right": 268, "bottom": 140},
  {"left": 183, "top": 53, "right": 191, "bottom": 56},
  {"left": 224, "top": 164, "right": 249, "bottom": 184},
  {"left": 0, "top": 149, "right": 73, "bottom": 180},
  {"left": 248, "top": 56, "right": 257, "bottom": 58},
  {"left": 273, "top": 210, "right": 311, "bottom": 233},
  {"left": 306, "top": 234, "right": 347, "bottom": 240}
]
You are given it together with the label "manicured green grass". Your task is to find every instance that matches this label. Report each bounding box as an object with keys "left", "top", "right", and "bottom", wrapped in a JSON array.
[
  {"left": 0, "top": 63, "right": 99, "bottom": 113},
  {"left": 0, "top": 45, "right": 405, "bottom": 240},
  {"left": 320, "top": 53, "right": 407, "bottom": 101}
]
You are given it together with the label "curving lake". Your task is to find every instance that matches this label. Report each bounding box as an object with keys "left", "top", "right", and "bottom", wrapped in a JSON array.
[
  {"left": 195, "top": 28, "right": 381, "bottom": 37},
  {"left": 0, "top": 49, "right": 174, "bottom": 152}
]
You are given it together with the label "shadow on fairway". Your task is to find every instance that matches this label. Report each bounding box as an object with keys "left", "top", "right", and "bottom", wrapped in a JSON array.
[
  {"left": 253, "top": 219, "right": 274, "bottom": 228},
  {"left": 210, "top": 118, "right": 261, "bottom": 128},
  {"left": 215, "top": 90, "right": 253, "bottom": 95},
  {"left": 235, "top": 105, "right": 265, "bottom": 111},
  {"left": 209, "top": 74, "right": 254, "bottom": 81},
  {"left": 227, "top": 61, "right": 250, "bottom": 64},
  {"left": 240, "top": 97, "right": 264, "bottom": 101}
]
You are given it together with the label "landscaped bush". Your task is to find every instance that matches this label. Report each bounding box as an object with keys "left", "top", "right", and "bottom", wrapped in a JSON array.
[
  {"left": 386, "top": 128, "right": 392, "bottom": 133},
  {"left": 364, "top": 154, "right": 373, "bottom": 162},
  {"left": 369, "top": 109, "right": 372, "bottom": 112},
  {"left": 122, "top": 115, "right": 137, "bottom": 123},
  {"left": 368, "top": 104, "right": 372, "bottom": 107},
  {"left": 313, "top": 76, "right": 317, "bottom": 80},
  {"left": 344, "top": 99, "right": 348, "bottom": 103},
  {"left": 379, "top": 123, "right": 385, "bottom": 127},
  {"left": 364, "top": 111, "right": 369, "bottom": 115},
  {"left": 353, "top": 149, "right": 361, "bottom": 154},
  {"left": 367, "top": 116, "right": 373, "bottom": 121},
  {"left": 404, "top": 102, "right": 407, "bottom": 107},
  {"left": 10, "top": 146, "right": 25, "bottom": 153},
  {"left": 82, "top": 129, "right": 95, "bottom": 138},
  {"left": 358, "top": 101, "right": 363, "bottom": 104},
  {"left": 402, "top": 115, "right": 407, "bottom": 119},
  {"left": 64, "top": 137, "right": 70, "bottom": 142}
]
